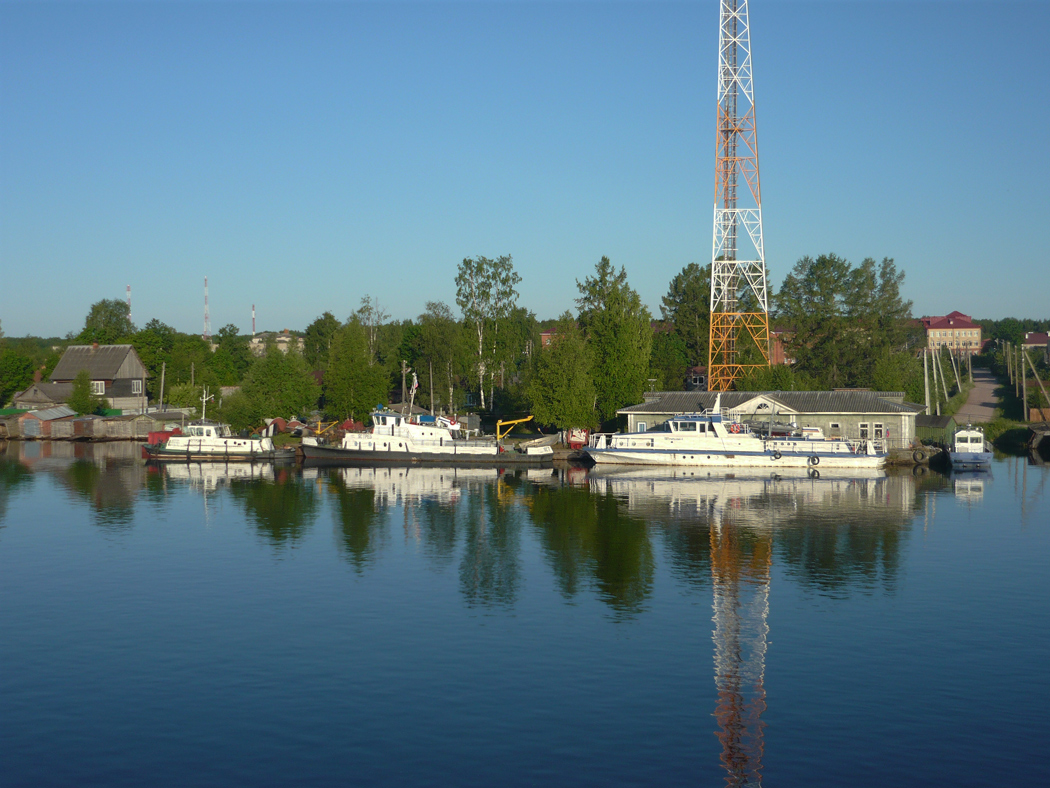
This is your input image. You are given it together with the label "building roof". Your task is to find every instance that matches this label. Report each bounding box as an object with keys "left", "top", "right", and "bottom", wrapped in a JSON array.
[
  {"left": 915, "top": 414, "right": 955, "bottom": 429},
  {"left": 26, "top": 405, "right": 76, "bottom": 421},
  {"left": 618, "top": 390, "right": 920, "bottom": 416},
  {"left": 50, "top": 344, "right": 144, "bottom": 381},
  {"left": 12, "top": 382, "right": 74, "bottom": 405},
  {"left": 1023, "top": 332, "right": 1049, "bottom": 346},
  {"left": 920, "top": 311, "right": 979, "bottom": 331}
]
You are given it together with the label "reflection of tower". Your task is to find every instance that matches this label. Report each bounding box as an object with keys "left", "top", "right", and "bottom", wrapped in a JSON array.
[
  {"left": 710, "top": 507, "right": 770, "bottom": 786},
  {"left": 708, "top": 0, "right": 770, "bottom": 391}
]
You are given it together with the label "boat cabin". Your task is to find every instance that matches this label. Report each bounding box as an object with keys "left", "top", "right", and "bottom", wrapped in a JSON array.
[
  {"left": 953, "top": 427, "right": 986, "bottom": 454},
  {"left": 185, "top": 423, "right": 233, "bottom": 439}
]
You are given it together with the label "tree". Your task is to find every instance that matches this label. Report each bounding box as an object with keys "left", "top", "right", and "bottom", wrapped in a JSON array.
[
  {"left": 76, "top": 298, "right": 135, "bottom": 345},
  {"left": 130, "top": 319, "right": 176, "bottom": 399},
  {"left": 649, "top": 330, "right": 689, "bottom": 391},
  {"left": 303, "top": 312, "right": 341, "bottom": 371},
  {"left": 0, "top": 347, "right": 34, "bottom": 406},
  {"left": 660, "top": 263, "right": 711, "bottom": 368},
  {"left": 455, "top": 255, "right": 521, "bottom": 409},
  {"left": 356, "top": 297, "right": 390, "bottom": 366},
  {"left": 526, "top": 314, "right": 597, "bottom": 429},
  {"left": 576, "top": 257, "right": 653, "bottom": 423},
  {"left": 324, "top": 320, "right": 388, "bottom": 421},
  {"left": 238, "top": 346, "right": 320, "bottom": 425},
  {"left": 213, "top": 324, "right": 251, "bottom": 380},
  {"left": 68, "top": 369, "right": 104, "bottom": 415},
  {"left": 418, "top": 301, "right": 464, "bottom": 414}
]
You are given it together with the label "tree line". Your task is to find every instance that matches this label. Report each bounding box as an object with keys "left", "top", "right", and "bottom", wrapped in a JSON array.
[{"left": 5, "top": 253, "right": 1043, "bottom": 429}]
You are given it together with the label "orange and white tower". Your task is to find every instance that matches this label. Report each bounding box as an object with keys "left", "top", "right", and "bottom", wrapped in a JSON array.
[{"left": 708, "top": 0, "right": 770, "bottom": 391}]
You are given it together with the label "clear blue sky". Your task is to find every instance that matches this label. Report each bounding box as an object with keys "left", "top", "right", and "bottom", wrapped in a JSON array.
[{"left": 2, "top": 0, "right": 1047, "bottom": 338}]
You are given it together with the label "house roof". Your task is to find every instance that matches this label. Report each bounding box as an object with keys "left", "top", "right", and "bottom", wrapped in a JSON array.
[
  {"left": 51, "top": 344, "right": 144, "bottom": 381},
  {"left": 920, "top": 312, "right": 979, "bottom": 330},
  {"left": 1023, "top": 332, "right": 1049, "bottom": 346},
  {"left": 26, "top": 405, "right": 76, "bottom": 421},
  {"left": 916, "top": 414, "right": 955, "bottom": 429},
  {"left": 618, "top": 390, "right": 920, "bottom": 416},
  {"left": 12, "top": 382, "right": 74, "bottom": 404}
]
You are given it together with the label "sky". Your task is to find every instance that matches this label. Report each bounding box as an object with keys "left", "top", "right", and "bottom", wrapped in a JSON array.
[{"left": 2, "top": 0, "right": 1048, "bottom": 339}]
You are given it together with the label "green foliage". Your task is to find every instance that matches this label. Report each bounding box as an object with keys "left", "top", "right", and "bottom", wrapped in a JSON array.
[
  {"left": 68, "top": 369, "right": 104, "bottom": 415},
  {"left": 213, "top": 324, "right": 251, "bottom": 381},
  {"left": 527, "top": 315, "right": 597, "bottom": 430},
  {"left": 660, "top": 262, "right": 711, "bottom": 368},
  {"left": 648, "top": 330, "right": 689, "bottom": 391},
  {"left": 576, "top": 257, "right": 653, "bottom": 423},
  {"left": 737, "top": 364, "right": 815, "bottom": 392},
  {"left": 455, "top": 254, "right": 521, "bottom": 409},
  {"left": 166, "top": 382, "right": 202, "bottom": 409},
  {"left": 776, "top": 254, "right": 914, "bottom": 390},
  {"left": 303, "top": 312, "right": 341, "bottom": 371},
  {"left": 0, "top": 347, "right": 34, "bottom": 406},
  {"left": 416, "top": 301, "right": 467, "bottom": 414},
  {"left": 324, "top": 321, "right": 388, "bottom": 421},
  {"left": 238, "top": 346, "right": 320, "bottom": 425},
  {"left": 76, "top": 298, "right": 135, "bottom": 344}
]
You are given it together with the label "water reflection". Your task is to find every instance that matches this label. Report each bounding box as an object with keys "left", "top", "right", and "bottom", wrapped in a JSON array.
[{"left": 226, "top": 467, "right": 319, "bottom": 547}]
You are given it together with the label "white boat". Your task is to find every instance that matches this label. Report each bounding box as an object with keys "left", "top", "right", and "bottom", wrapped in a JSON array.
[
  {"left": 144, "top": 421, "right": 294, "bottom": 463},
  {"left": 584, "top": 396, "right": 884, "bottom": 470},
  {"left": 300, "top": 408, "right": 555, "bottom": 466},
  {"left": 948, "top": 425, "right": 992, "bottom": 470}
]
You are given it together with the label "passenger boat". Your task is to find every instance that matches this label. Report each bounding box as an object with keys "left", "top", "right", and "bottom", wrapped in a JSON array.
[
  {"left": 300, "top": 408, "right": 555, "bottom": 466},
  {"left": 143, "top": 421, "right": 296, "bottom": 463},
  {"left": 948, "top": 425, "right": 992, "bottom": 470},
  {"left": 584, "top": 396, "right": 885, "bottom": 469}
]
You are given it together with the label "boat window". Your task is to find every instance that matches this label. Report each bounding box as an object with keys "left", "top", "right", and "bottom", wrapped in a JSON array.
[
  {"left": 698, "top": 423, "right": 707, "bottom": 433},
  {"left": 678, "top": 422, "right": 697, "bottom": 432}
]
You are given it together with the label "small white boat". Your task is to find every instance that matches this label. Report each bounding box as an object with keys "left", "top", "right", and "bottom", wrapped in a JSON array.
[
  {"left": 300, "top": 408, "right": 554, "bottom": 466},
  {"left": 144, "top": 421, "right": 294, "bottom": 463},
  {"left": 948, "top": 425, "right": 992, "bottom": 470},
  {"left": 585, "top": 395, "right": 885, "bottom": 470}
]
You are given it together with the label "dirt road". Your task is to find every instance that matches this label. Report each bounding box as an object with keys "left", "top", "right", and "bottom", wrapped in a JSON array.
[{"left": 953, "top": 367, "right": 1000, "bottom": 424}]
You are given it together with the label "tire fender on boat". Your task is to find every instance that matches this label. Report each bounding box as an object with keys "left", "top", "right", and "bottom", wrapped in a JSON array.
[
  {"left": 808, "top": 454, "right": 820, "bottom": 466},
  {"left": 772, "top": 450, "right": 781, "bottom": 461},
  {"left": 913, "top": 449, "right": 927, "bottom": 463}
]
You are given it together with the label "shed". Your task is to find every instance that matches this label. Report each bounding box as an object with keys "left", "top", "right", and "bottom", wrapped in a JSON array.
[
  {"left": 18, "top": 406, "right": 76, "bottom": 439},
  {"left": 915, "top": 414, "right": 957, "bottom": 447}
]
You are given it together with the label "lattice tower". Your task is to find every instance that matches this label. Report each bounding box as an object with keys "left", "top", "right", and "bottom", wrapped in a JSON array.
[
  {"left": 203, "top": 276, "right": 211, "bottom": 341},
  {"left": 708, "top": 0, "right": 770, "bottom": 392}
]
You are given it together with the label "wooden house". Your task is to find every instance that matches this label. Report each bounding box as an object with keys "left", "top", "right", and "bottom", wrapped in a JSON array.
[{"left": 48, "top": 344, "right": 149, "bottom": 412}]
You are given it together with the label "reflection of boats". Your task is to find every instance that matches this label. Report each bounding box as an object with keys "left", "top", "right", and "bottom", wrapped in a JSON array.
[
  {"left": 585, "top": 397, "right": 885, "bottom": 470},
  {"left": 948, "top": 425, "right": 992, "bottom": 470},
  {"left": 301, "top": 409, "right": 554, "bottom": 466},
  {"left": 952, "top": 470, "right": 988, "bottom": 503},
  {"left": 144, "top": 421, "right": 295, "bottom": 463},
  {"left": 158, "top": 461, "right": 277, "bottom": 491},
  {"left": 327, "top": 465, "right": 506, "bottom": 507}
]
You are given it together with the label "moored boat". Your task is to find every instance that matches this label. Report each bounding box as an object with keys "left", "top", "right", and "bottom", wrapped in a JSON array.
[
  {"left": 300, "top": 408, "right": 554, "bottom": 466},
  {"left": 947, "top": 425, "right": 992, "bottom": 470},
  {"left": 143, "top": 421, "right": 295, "bottom": 463},
  {"left": 585, "top": 396, "right": 885, "bottom": 469}
]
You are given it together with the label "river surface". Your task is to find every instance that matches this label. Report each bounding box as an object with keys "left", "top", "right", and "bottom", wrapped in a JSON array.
[{"left": 1, "top": 441, "right": 1048, "bottom": 787}]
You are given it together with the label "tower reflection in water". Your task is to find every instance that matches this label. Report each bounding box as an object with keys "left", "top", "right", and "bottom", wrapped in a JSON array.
[{"left": 588, "top": 466, "right": 918, "bottom": 787}]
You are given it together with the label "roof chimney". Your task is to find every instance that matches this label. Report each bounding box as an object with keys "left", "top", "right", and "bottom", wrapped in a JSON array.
[
  {"left": 33, "top": 369, "right": 41, "bottom": 384},
  {"left": 92, "top": 342, "right": 99, "bottom": 350}
]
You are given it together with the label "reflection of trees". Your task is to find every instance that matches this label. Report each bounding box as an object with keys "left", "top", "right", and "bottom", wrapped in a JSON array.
[
  {"left": 330, "top": 482, "right": 383, "bottom": 572},
  {"left": 229, "top": 471, "right": 319, "bottom": 546},
  {"left": 0, "top": 457, "right": 34, "bottom": 527},
  {"left": 61, "top": 460, "right": 138, "bottom": 531},
  {"left": 459, "top": 482, "right": 522, "bottom": 608},
  {"left": 526, "top": 485, "right": 654, "bottom": 616}
]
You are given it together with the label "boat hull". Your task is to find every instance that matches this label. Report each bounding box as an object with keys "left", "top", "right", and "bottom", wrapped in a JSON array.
[
  {"left": 586, "top": 446, "right": 884, "bottom": 469},
  {"left": 144, "top": 444, "right": 296, "bottom": 463},
  {"left": 300, "top": 441, "right": 553, "bottom": 466},
  {"left": 948, "top": 451, "right": 992, "bottom": 470}
]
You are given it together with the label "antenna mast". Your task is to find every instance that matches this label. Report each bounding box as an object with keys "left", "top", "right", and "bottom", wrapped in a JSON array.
[
  {"left": 126, "top": 285, "right": 132, "bottom": 324},
  {"left": 252, "top": 304, "right": 256, "bottom": 338},
  {"left": 708, "top": 0, "right": 770, "bottom": 391},
  {"left": 203, "top": 276, "right": 211, "bottom": 341}
]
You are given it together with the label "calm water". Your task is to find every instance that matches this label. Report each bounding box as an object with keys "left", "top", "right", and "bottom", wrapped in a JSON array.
[{"left": 1, "top": 441, "right": 1048, "bottom": 787}]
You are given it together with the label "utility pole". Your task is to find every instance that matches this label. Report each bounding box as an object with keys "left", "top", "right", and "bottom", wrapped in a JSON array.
[
  {"left": 1021, "top": 349, "right": 1028, "bottom": 422},
  {"left": 708, "top": 0, "right": 770, "bottom": 391},
  {"left": 923, "top": 349, "right": 931, "bottom": 413},
  {"left": 159, "top": 361, "right": 166, "bottom": 411},
  {"left": 932, "top": 351, "right": 942, "bottom": 416}
]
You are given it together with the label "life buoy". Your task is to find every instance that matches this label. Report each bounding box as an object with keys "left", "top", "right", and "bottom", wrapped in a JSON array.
[
  {"left": 808, "top": 454, "right": 820, "bottom": 466},
  {"left": 729, "top": 424, "right": 742, "bottom": 434},
  {"left": 772, "top": 450, "right": 781, "bottom": 460}
]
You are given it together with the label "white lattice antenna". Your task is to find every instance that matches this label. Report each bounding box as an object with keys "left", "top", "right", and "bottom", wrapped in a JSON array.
[{"left": 203, "top": 276, "right": 211, "bottom": 341}]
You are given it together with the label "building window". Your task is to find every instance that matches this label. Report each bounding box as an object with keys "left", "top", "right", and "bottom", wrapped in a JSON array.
[
  {"left": 830, "top": 422, "right": 841, "bottom": 430},
  {"left": 874, "top": 423, "right": 884, "bottom": 439},
  {"left": 637, "top": 422, "right": 647, "bottom": 432},
  {"left": 132, "top": 380, "right": 142, "bottom": 394},
  {"left": 859, "top": 423, "right": 870, "bottom": 440},
  {"left": 91, "top": 381, "right": 105, "bottom": 396}
]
